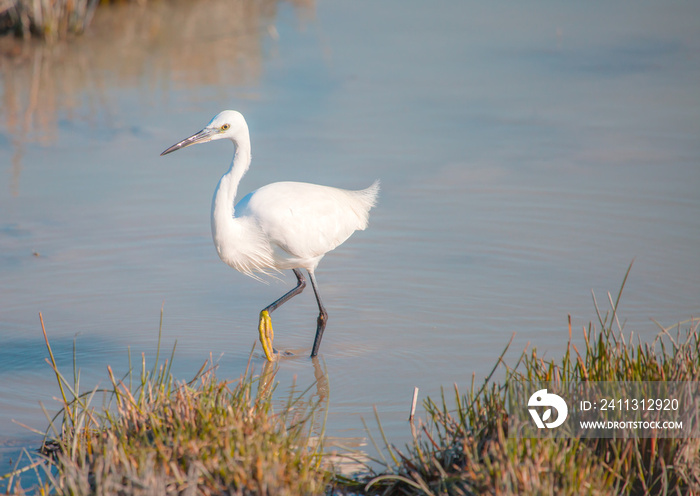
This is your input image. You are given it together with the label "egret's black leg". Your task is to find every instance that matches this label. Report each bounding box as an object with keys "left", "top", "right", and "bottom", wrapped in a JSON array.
[
  {"left": 263, "top": 268, "right": 306, "bottom": 314},
  {"left": 259, "top": 269, "right": 306, "bottom": 361},
  {"left": 308, "top": 270, "right": 328, "bottom": 357}
]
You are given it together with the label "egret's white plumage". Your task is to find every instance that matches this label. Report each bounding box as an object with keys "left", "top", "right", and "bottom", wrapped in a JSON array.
[
  {"left": 220, "top": 180, "right": 379, "bottom": 277},
  {"left": 161, "top": 110, "right": 379, "bottom": 360}
]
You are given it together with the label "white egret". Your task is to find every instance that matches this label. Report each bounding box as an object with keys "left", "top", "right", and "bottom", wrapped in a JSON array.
[{"left": 161, "top": 110, "right": 379, "bottom": 361}]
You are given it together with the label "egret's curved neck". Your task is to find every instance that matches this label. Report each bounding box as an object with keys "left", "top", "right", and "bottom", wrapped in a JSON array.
[{"left": 212, "top": 135, "right": 251, "bottom": 230}]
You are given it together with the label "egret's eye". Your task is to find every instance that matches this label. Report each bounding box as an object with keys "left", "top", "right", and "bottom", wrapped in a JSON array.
[{"left": 221, "top": 124, "right": 230, "bottom": 131}]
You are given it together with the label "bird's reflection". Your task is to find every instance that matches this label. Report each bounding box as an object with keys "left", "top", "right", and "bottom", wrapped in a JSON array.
[
  {"left": 311, "top": 356, "right": 329, "bottom": 403},
  {"left": 250, "top": 352, "right": 369, "bottom": 475},
  {"left": 254, "top": 354, "right": 329, "bottom": 443},
  {"left": 256, "top": 355, "right": 328, "bottom": 401},
  {"left": 257, "top": 358, "right": 277, "bottom": 399}
]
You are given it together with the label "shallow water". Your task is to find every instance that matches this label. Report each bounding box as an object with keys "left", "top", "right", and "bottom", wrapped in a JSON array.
[{"left": 1, "top": 0, "right": 699, "bottom": 481}]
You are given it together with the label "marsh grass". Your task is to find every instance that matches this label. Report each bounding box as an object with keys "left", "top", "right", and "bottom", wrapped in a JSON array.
[
  {"left": 361, "top": 263, "right": 700, "bottom": 495},
  {"left": 3, "top": 312, "right": 329, "bottom": 495}
]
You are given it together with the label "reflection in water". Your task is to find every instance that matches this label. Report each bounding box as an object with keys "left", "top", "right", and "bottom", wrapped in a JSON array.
[
  {"left": 250, "top": 357, "right": 367, "bottom": 475},
  {"left": 0, "top": 0, "right": 314, "bottom": 195},
  {"left": 257, "top": 356, "right": 328, "bottom": 417},
  {"left": 256, "top": 356, "right": 345, "bottom": 464},
  {"left": 311, "top": 356, "right": 329, "bottom": 402},
  {"left": 257, "top": 359, "right": 277, "bottom": 398}
]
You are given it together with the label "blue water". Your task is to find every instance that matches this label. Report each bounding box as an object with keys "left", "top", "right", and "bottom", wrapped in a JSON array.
[{"left": 1, "top": 0, "right": 699, "bottom": 485}]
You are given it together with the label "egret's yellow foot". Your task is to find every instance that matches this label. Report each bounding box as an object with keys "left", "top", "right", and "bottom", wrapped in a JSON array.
[{"left": 258, "top": 310, "right": 275, "bottom": 361}]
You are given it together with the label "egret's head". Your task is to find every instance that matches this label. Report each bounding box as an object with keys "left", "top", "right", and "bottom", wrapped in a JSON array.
[{"left": 160, "top": 110, "right": 249, "bottom": 156}]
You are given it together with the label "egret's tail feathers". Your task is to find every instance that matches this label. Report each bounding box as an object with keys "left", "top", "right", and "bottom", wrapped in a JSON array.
[
  {"left": 363, "top": 179, "right": 380, "bottom": 207},
  {"left": 349, "top": 180, "right": 380, "bottom": 230}
]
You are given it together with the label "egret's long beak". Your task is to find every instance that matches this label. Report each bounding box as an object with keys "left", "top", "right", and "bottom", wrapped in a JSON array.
[{"left": 160, "top": 128, "right": 217, "bottom": 156}]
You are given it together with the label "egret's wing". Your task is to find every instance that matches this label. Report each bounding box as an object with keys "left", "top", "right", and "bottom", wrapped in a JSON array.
[{"left": 239, "top": 182, "right": 375, "bottom": 260}]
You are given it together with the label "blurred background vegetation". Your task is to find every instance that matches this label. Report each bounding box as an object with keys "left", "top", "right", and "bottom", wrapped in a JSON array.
[
  {"left": 0, "top": 0, "right": 97, "bottom": 41},
  {"left": 0, "top": 0, "right": 313, "bottom": 42}
]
